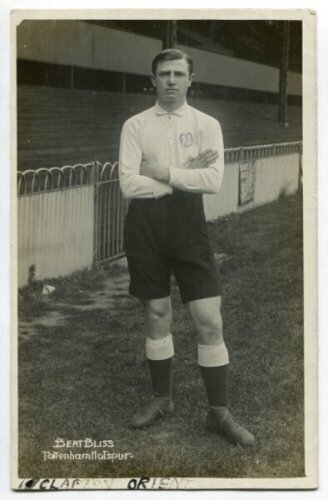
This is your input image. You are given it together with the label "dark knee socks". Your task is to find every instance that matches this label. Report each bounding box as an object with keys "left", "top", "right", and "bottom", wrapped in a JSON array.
[
  {"left": 199, "top": 364, "right": 228, "bottom": 407},
  {"left": 148, "top": 358, "right": 172, "bottom": 398}
]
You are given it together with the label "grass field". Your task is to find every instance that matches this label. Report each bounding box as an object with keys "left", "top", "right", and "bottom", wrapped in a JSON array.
[{"left": 18, "top": 193, "right": 304, "bottom": 480}]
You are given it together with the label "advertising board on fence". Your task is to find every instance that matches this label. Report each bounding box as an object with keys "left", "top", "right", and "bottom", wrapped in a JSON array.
[{"left": 239, "top": 159, "right": 256, "bottom": 206}]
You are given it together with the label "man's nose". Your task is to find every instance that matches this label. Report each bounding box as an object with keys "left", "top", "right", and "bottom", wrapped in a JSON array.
[{"left": 168, "top": 73, "right": 176, "bottom": 85}]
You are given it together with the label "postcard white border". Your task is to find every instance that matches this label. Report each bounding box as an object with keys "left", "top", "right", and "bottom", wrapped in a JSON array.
[{"left": 4, "top": 3, "right": 321, "bottom": 495}]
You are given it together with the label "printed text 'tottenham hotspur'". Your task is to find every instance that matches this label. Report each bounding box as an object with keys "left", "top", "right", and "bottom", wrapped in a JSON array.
[
  {"left": 52, "top": 438, "right": 114, "bottom": 449},
  {"left": 42, "top": 438, "right": 133, "bottom": 462}
]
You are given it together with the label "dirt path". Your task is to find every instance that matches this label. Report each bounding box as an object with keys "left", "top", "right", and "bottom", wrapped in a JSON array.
[{"left": 19, "top": 261, "right": 131, "bottom": 339}]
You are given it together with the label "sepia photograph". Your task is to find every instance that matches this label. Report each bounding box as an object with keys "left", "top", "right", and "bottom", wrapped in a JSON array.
[{"left": 11, "top": 8, "right": 317, "bottom": 490}]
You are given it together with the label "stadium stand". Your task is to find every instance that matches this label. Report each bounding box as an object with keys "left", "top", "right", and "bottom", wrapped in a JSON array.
[{"left": 17, "top": 85, "right": 302, "bottom": 171}]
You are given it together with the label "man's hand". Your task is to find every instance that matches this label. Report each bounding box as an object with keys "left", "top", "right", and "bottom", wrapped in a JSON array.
[
  {"left": 140, "top": 155, "right": 170, "bottom": 183},
  {"left": 186, "top": 149, "right": 219, "bottom": 170}
]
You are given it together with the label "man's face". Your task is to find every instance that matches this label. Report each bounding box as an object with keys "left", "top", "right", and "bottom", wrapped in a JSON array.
[{"left": 151, "top": 58, "right": 194, "bottom": 109}]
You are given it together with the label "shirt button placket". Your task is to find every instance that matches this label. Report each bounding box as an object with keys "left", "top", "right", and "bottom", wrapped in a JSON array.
[{"left": 168, "top": 115, "right": 173, "bottom": 164}]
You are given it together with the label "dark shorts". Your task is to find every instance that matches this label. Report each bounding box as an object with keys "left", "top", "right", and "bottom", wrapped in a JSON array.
[{"left": 124, "top": 191, "right": 222, "bottom": 304}]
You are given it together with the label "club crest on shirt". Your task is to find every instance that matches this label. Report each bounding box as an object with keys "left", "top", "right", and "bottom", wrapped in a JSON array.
[{"left": 179, "top": 132, "right": 193, "bottom": 147}]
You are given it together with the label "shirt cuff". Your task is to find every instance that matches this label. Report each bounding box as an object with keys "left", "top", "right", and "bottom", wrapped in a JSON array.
[
  {"left": 168, "top": 167, "right": 184, "bottom": 190},
  {"left": 152, "top": 181, "right": 173, "bottom": 199}
]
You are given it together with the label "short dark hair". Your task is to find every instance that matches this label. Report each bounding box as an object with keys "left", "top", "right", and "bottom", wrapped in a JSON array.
[{"left": 151, "top": 49, "right": 194, "bottom": 75}]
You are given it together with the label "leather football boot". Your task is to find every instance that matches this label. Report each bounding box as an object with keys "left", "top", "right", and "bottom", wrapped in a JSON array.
[
  {"left": 205, "top": 407, "right": 255, "bottom": 446},
  {"left": 130, "top": 397, "right": 174, "bottom": 428}
]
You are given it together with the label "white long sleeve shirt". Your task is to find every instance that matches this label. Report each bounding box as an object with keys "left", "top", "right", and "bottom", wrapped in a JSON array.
[{"left": 119, "top": 101, "right": 224, "bottom": 199}]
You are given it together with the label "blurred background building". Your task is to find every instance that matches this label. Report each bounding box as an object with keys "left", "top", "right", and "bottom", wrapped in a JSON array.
[{"left": 16, "top": 19, "right": 302, "bottom": 171}]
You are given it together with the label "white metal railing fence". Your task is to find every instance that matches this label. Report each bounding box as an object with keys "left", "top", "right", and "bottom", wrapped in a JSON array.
[
  {"left": 17, "top": 162, "right": 95, "bottom": 195},
  {"left": 17, "top": 141, "right": 302, "bottom": 282},
  {"left": 205, "top": 141, "right": 302, "bottom": 221},
  {"left": 93, "top": 161, "right": 129, "bottom": 263},
  {"left": 224, "top": 141, "right": 301, "bottom": 163},
  {"left": 17, "top": 142, "right": 302, "bottom": 195},
  {"left": 17, "top": 160, "right": 128, "bottom": 270}
]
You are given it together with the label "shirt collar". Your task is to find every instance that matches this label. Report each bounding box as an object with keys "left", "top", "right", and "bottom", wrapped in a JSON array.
[{"left": 154, "top": 101, "right": 189, "bottom": 117}]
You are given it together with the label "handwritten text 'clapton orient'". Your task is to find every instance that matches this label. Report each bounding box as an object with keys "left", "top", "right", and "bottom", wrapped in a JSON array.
[{"left": 18, "top": 477, "right": 195, "bottom": 490}]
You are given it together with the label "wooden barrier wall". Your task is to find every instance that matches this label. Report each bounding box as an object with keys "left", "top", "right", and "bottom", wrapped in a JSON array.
[
  {"left": 18, "top": 186, "right": 94, "bottom": 287},
  {"left": 17, "top": 150, "right": 301, "bottom": 286},
  {"left": 204, "top": 153, "right": 300, "bottom": 221}
]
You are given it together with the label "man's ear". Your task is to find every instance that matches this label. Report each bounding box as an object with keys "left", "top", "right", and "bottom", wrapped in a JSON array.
[
  {"left": 149, "top": 73, "right": 156, "bottom": 88},
  {"left": 187, "top": 72, "right": 195, "bottom": 89}
]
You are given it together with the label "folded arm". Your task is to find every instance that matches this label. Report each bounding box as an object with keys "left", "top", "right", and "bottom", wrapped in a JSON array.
[
  {"left": 119, "top": 120, "right": 172, "bottom": 199},
  {"left": 169, "top": 119, "right": 225, "bottom": 194},
  {"left": 140, "top": 119, "right": 225, "bottom": 194}
]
